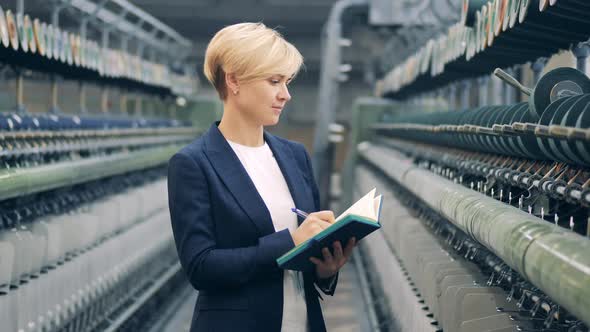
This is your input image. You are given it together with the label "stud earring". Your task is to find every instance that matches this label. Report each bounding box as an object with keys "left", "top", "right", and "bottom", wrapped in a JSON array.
[{"left": 233, "top": 90, "right": 238, "bottom": 95}]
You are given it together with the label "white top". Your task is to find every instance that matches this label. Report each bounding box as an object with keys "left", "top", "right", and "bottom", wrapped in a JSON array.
[{"left": 227, "top": 139, "right": 308, "bottom": 332}]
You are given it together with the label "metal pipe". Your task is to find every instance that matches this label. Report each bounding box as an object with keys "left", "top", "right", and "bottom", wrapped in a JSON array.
[
  {"left": 359, "top": 143, "right": 590, "bottom": 327},
  {"left": 531, "top": 57, "right": 547, "bottom": 84},
  {"left": 52, "top": 3, "right": 66, "bottom": 27},
  {"left": 573, "top": 41, "right": 590, "bottom": 76},
  {"left": 312, "top": 0, "right": 368, "bottom": 182}
]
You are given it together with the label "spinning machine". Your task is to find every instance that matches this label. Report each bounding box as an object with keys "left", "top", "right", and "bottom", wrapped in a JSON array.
[
  {"left": 0, "top": 1, "right": 198, "bottom": 331},
  {"left": 348, "top": 1, "right": 590, "bottom": 331}
]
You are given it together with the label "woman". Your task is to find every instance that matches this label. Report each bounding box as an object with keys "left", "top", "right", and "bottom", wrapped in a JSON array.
[{"left": 167, "top": 22, "right": 355, "bottom": 332}]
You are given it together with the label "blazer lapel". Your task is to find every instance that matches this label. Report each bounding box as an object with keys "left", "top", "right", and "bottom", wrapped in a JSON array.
[
  {"left": 203, "top": 123, "right": 275, "bottom": 236},
  {"left": 264, "top": 132, "right": 309, "bottom": 226}
]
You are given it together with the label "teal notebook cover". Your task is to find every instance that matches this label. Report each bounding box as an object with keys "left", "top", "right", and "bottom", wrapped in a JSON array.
[{"left": 277, "top": 214, "right": 381, "bottom": 272}]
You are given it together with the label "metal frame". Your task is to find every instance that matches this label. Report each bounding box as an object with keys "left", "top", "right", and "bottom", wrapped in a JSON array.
[{"left": 54, "top": 0, "right": 192, "bottom": 61}]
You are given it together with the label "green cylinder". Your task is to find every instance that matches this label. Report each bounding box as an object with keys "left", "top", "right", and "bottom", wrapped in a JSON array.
[
  {"left": 0, "top": 144, "right": 183, "bottom": 201},
  {"left": 359, "top": 143, "right": 590, "bottom": 326}
]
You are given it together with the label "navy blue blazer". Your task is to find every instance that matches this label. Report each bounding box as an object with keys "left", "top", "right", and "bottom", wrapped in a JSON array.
[{"left": 167, "top": 122, "right": 338, "bottom": 332}]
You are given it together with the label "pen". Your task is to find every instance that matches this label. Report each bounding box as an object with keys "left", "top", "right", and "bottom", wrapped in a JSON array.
[{"left": 291, "top": 207, "right": 309, "bottom": 219}]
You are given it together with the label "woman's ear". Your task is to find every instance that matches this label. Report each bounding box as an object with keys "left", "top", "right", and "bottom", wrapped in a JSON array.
[{"left": 225, "top": 73, "right": 239, "bottom": 96}]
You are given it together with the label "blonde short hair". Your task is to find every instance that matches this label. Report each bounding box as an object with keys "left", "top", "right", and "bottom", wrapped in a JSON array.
[{"left": 203, "top": 22, "right": 304, "bottom": 100}]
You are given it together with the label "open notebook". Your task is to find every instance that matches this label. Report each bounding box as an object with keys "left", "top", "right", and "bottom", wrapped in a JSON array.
[{"left": 277, "top": 188, "right": 383, "bottom": 272}]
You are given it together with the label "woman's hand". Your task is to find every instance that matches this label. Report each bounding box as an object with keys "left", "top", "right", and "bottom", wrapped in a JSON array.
[
  {"left": 290, "top": 210, "right": 335, "bottom": 246},
  {"left": 310, "top": 238, "right": 356, "bottom": 279}
]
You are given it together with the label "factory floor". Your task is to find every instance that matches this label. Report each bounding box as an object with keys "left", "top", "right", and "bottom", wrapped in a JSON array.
[{"left": 153, "top": 261, "right": 372, "bottom": 332}]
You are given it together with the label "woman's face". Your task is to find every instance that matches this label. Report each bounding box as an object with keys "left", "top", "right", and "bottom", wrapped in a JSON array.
[{"left": 235, "top": 74, "right": 292, "bottom": 126}]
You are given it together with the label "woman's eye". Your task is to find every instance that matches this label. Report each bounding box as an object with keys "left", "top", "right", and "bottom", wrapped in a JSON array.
[{"left": 270, "top": 80, "right": 280, "bottom": 84}]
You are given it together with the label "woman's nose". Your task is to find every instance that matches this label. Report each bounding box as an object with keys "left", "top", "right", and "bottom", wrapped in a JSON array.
[{"left": 279, "top": 85, "right": 291, "bottom": 101}]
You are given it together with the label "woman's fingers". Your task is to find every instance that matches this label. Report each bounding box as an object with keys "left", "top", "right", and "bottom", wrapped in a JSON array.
[
  {"left": 312, "top": 218, "right": 333, "bottom": 231},
  {"left": 311, "top": 238, "right": 357, "bottom": 276},
  {"left": 310, "top": 210, "right": 336, "bottom": 224},
  {"left": 333, "top": 241, "right": 344, "bottom": 261},
  {"left": 317, "top": 219, "right": 333, "bottom": 230},
  {"left": 322, "top": 247, "right": 334, "bottom": 263},
  {"left": 309, "top": 257, "right": 322, "bottom": 265},
  {"left": 343, "top": 237, "right": 356, "bottom": 259}
]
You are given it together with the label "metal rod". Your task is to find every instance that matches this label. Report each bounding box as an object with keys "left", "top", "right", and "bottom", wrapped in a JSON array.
[
  {"left": 120, "top": 36, "right": 128, "bottom": 53},
  {"left": 16, "top": 0, "right": 23, "bottom": 15},
  {"left": 494, "top": 68, "right": 532, "bottom": 97},
  {"left": 573, "top": 42, "right": 590, "bottom": 75},
  {"left": 136, "top": 42, "right": 145, "bottom": 58},
  {"left": 351, "top": 249, "right": 381, "bottom": 331},
  {"left": 15, "top": 69, "right": 25, "bottom": 114},
  {"left": 169, "top": 100, "right": 176, "bottom": 119},
  {"left": 101, "top": 87, "right": 109, "bottom": 113},
  {"left": 447, "top": 84, "right": 455, "bottom": 110},
  {"left": 460, "top": 80, "right": 471, "bottom": 109},
  {"left": 101, "top": 28, "right": 111, "bottom": 49},
  {"left": 120, "top": 89, "right": 128, "bottom": 114},
  {"left": 135, "top": 93, "right": 142, "bottom": 117},
  {"left": 478, "top": 76, "right": 489, "bottom": 106},
  {"left": 531, "top": 57, "right": 547, "bottom": 84},
  {"left": 50, "top": 75, "right": 59, "bottom": 114},
  {"left": 79, "top": 82, "right": 87, "bottom": 114},
  {"left": 80, "top": 19, "right": 88, "bottom": 40},
  {"left": 52, "top": 4, "right": 66, "bottom": 27}
]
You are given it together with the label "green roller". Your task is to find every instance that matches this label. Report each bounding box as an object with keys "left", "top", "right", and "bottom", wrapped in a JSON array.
[
  {"left": 0, "top": 144, "right": 183, "bottom": 201},
  {"left": 524, "top": 232, "right": 590, "bottom": 319},
  {"left": 359, "top": 143, "right": 590, "bottom": 326}
]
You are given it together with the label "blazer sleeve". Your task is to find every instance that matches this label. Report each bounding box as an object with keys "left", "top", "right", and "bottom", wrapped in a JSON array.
[
  {"left": 167, "top": 152, "right": 295, "bottom": 291},
  {"left": 300, "top": 144, "right": 339, "bottom": 296}
]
